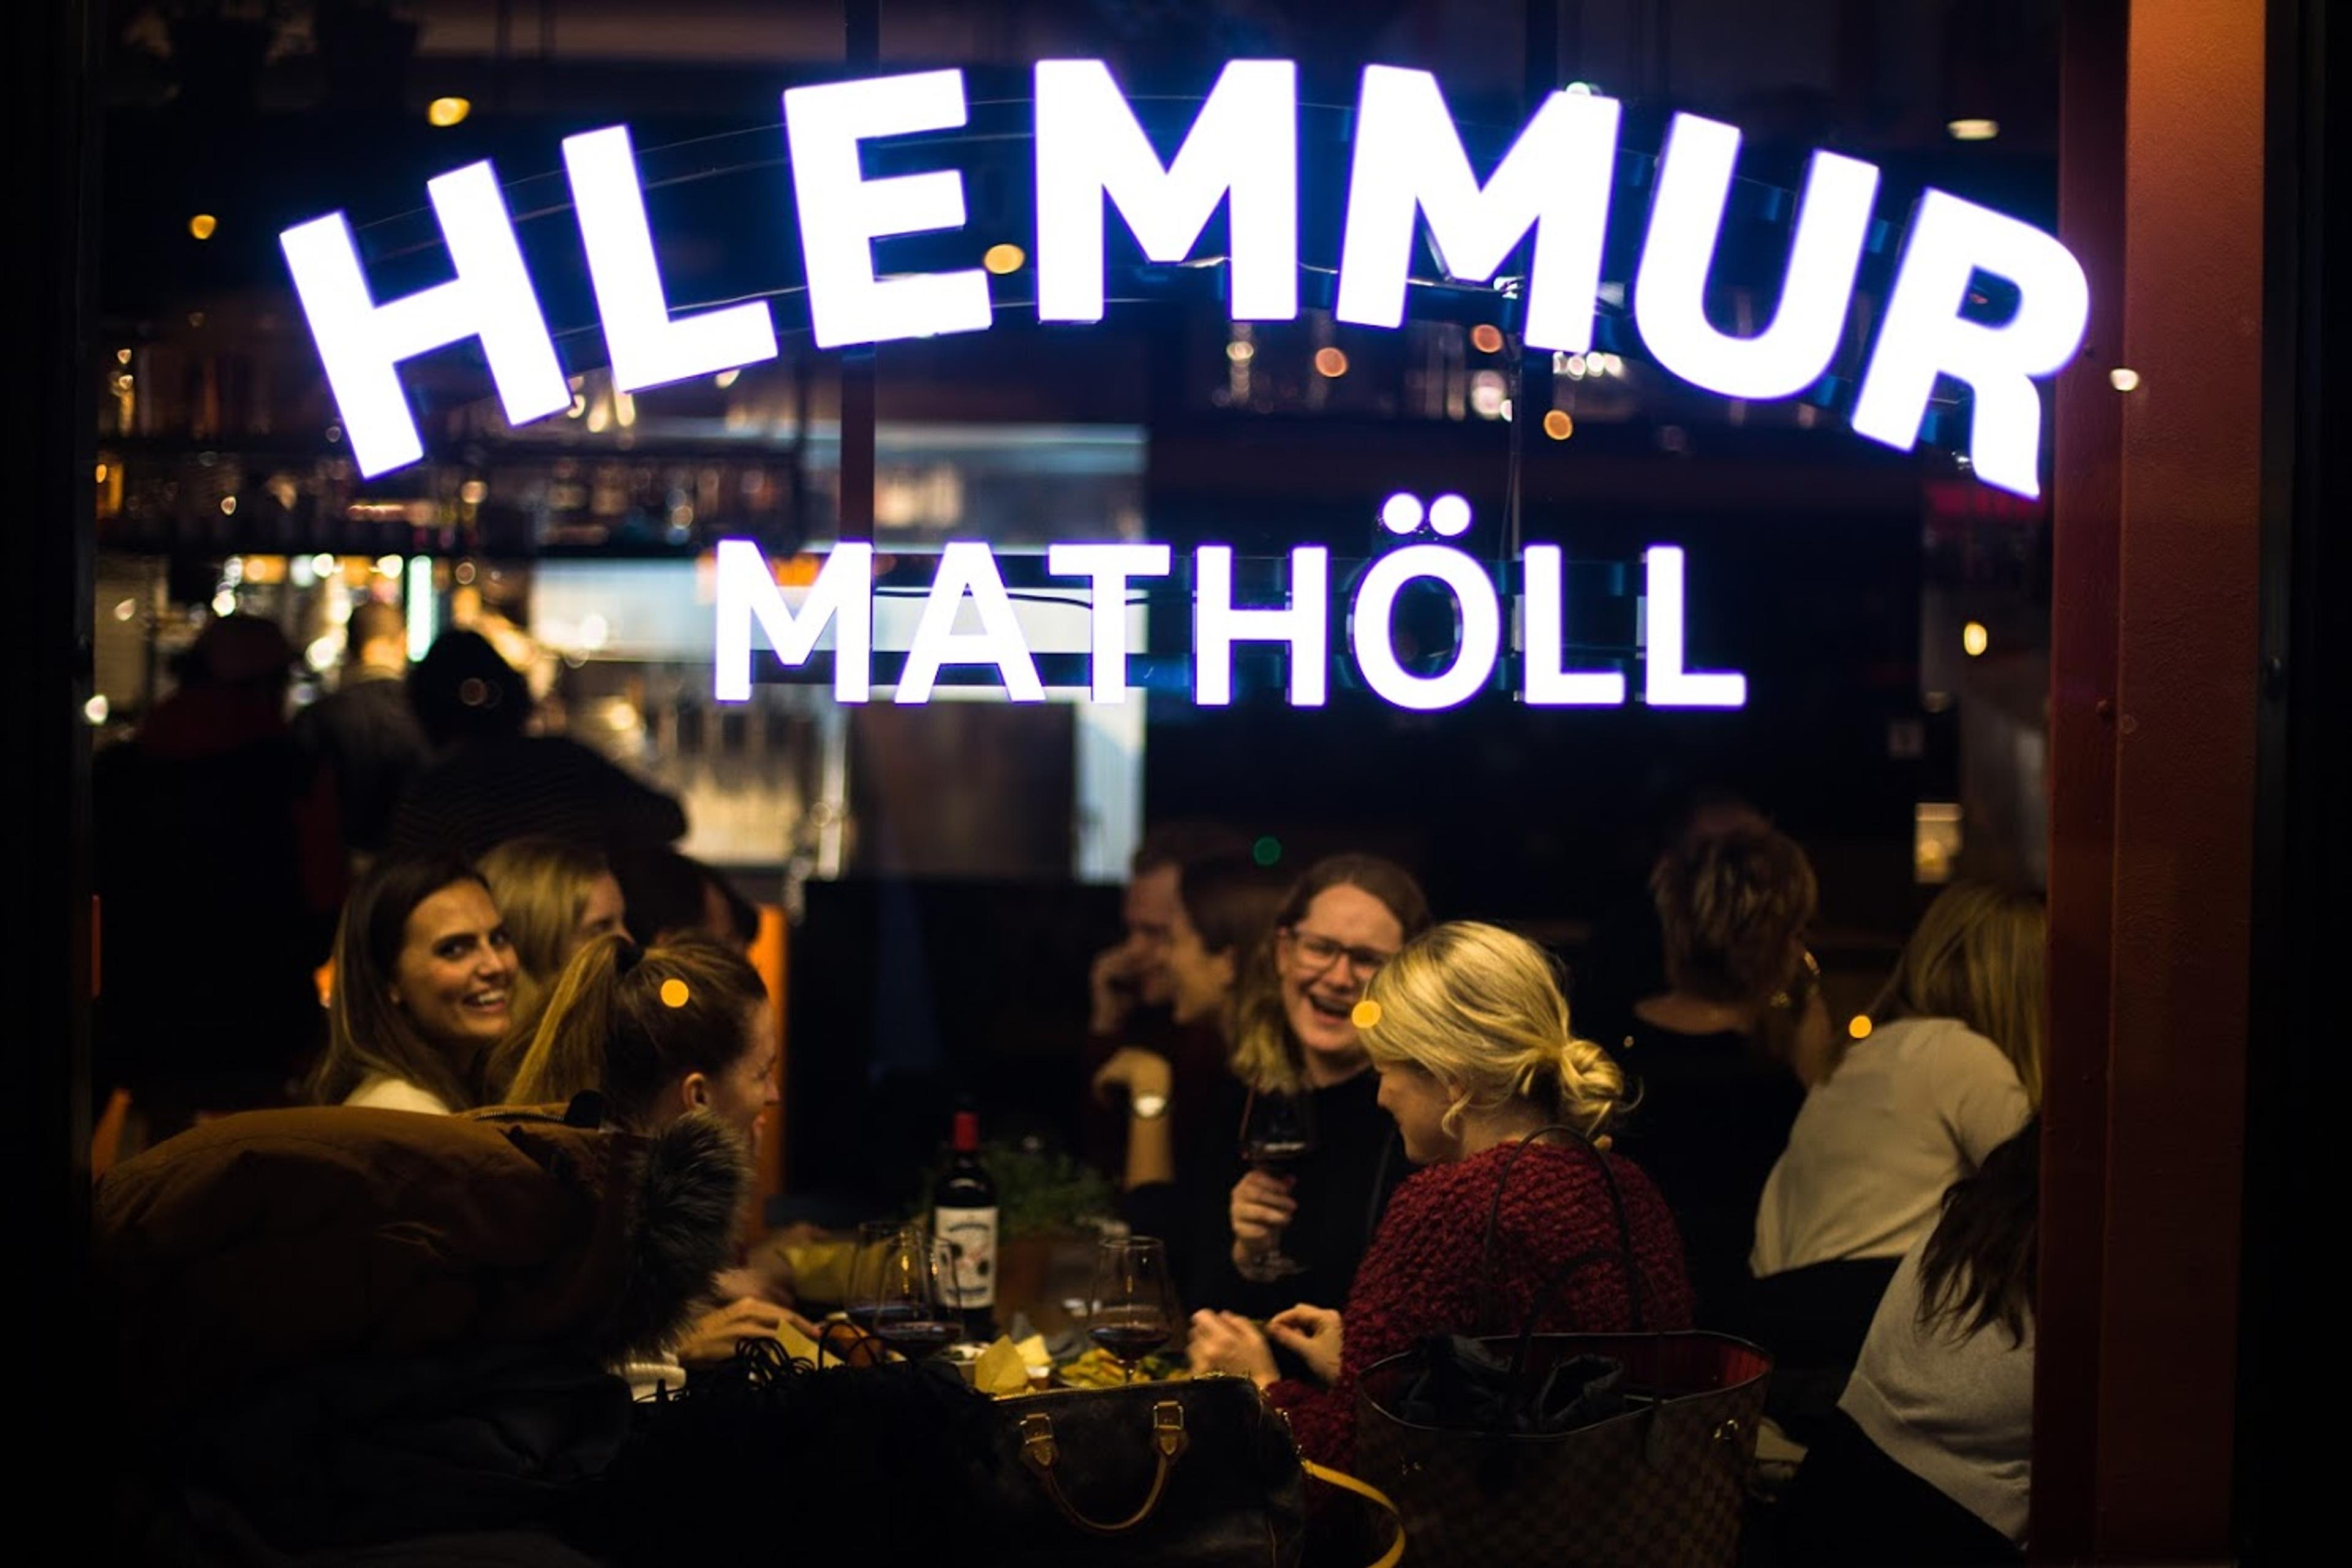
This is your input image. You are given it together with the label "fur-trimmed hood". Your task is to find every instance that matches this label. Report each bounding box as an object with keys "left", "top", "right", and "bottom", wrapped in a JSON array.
[{"left": 96, "top": 1104, "right": 750, "bottom": 1429}]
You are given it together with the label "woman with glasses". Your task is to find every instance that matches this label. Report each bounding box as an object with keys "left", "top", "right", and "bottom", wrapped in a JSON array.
[
  {"left": 1607, "top": 824, "right": 1825, "bottom": 1333},
  {"left": 1180, "top": 853, "right": 1433, "bottom": 1321}
]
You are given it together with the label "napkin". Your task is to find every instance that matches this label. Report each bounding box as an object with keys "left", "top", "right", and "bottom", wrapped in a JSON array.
[
  {"left": 972, "top": 1335, "right": 1055, "bottom": 1396},
  {"left": 776, "top": 1316, "right": 823, "bottom": 1366},
  {"left": 780, "top": 1241, "right": 857, "bottom": 1305}
]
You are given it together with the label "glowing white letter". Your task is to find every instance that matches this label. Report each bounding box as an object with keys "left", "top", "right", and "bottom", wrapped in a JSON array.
[
  {"left": 1852, "top": 189, "right": 2090, "bottom": 498},
  {"left": 1642, "top": 545, "right": 1745, "bottom": 707},
  {"left": 1335, "top": 67, "right": 1619, "bottom": 352},
  {"left": 1635, "top": 115, "right": 1879, "bottom": 401},
  {"left": 1520, "top": 545, "right": 1626, "bottom": 705},
  {"left": 714, "top": 538, "right": 873, "bottom": 703},
  {"left": 564, "top": 125, "right": 778, "bottom": 392},
  {"left": 1035, "top": 59, "right": 1297, "bottom": 322},
  {"left": 897, "top": 543, "right": 1046, "bottom": 704},
  {"left": 782, "top": 70, "right": 993, "bottom": 349},
  {"left": 1047, "top": 542, "right": 1173, "bottom": 703},
  {"left": 1194, "top": 546, "right": 1329, "bottom": 707},
  {"left": 281, "top": 161, "right": 568, "bottom": 478},
  {"left": 1351, "top": 546, "right": 1501, "bottom": 711}
]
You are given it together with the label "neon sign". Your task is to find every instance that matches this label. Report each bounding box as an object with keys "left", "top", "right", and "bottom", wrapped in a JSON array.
[
  {"left": 279, "top": 59, "right": 2093, "bottom": 711},
  {"left": 711, "top": 535, "right": 1741, "bottom": 711}
]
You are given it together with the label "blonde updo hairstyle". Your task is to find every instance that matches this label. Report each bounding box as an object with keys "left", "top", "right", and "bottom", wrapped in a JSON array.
[{"left": 1356, "top": 921, "right": 1627, "bottom": 1145}]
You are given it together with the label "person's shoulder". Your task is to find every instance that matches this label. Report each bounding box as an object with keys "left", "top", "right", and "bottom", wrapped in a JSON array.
[
  {"left": 525, "top": 734, "right": 626, "bottom": 765},
  {"left": 1387, "top": 1153, "right": 1487, "bottom": 1214},
  {"left": 1882, "top": 1016, "right": 2017, "bottom": 1081},
  {"left": 342, "top": 1076, "right": 453, "bottom": 1115}
]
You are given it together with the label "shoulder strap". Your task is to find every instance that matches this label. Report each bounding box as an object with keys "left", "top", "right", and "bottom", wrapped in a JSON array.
[
  {"left": 1472, "top": 1125, "right": 1650, "bottom": 1351},
  {"left": 1302, "top": 1460, "right": 1406, "bottom": 1568}
]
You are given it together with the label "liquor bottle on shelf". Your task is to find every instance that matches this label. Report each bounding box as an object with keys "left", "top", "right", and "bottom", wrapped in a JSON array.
[{"left": 932, "top": 1110, "right": 1000, "bottom": 1344}]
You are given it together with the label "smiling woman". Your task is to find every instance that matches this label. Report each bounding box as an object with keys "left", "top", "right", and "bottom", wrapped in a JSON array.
[{"left": 308, "top": 853, "right": 518, "bottom": 1114}]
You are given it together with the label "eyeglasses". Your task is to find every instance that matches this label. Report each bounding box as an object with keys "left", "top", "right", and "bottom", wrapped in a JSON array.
[{"left": 1281, "top": 927, "right": 1397, "bottom": 982}]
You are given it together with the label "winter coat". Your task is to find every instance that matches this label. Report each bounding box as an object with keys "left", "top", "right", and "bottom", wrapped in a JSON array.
[{"left": 96, "top": 1103, "right": 749, "bottom": 1564}]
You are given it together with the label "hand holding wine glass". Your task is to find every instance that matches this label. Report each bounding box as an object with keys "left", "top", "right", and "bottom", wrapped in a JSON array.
[
  {"left": 1089, "top": 1237, "right": 1180, "bottom": 1384},
  {"left": 1234, "top": 1088, "right": 1317, "bottom": 1283}
]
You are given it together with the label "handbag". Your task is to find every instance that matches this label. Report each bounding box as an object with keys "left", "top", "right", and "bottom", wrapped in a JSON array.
[
  {"left": 984, "top": 1374, "right": 1308, "bottom": 1566},
  {"left": 1355, "top": 1127, "right": 1773, "bottom": 1568},
  {"left": 605, "top": 1344, "right": 1401, "bottom": 1568}
]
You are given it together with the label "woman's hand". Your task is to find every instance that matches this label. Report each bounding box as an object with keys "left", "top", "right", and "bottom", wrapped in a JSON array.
[
  {"left": 1266, "top": 1304, "right": 1344, "bottom": 1386},
  {"left": 1091, "top": 1047, "right": 1174, "bottom": 1106},
  {"left": 672, "top": 1296, "right": 793, "bottom": 1366},
  {"left": 1187, "top": 1309, "right": 1280, "bottom": 1387},
  {"left": 1228, "top": 1169, "right": 1297, "bottom": 1261}
]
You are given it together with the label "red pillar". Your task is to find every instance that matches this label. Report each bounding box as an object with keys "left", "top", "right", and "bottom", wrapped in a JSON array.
[{"left": 2039, "top": 1, "right": 2265, "bottom": 1559}]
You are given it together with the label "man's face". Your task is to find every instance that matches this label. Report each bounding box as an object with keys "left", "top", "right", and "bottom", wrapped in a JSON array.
[{"left": 1123, "top": 864, "right": 1182, "bottom": 1008}]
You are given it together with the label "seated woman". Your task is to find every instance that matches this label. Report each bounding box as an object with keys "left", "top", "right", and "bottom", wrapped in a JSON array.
[
  {"left": 477, "top": 835, "right": 628, "bottom": 1052},
  {"left": 1608, "top": 824, "right": 1824, "bottom": 1332},
  {"left": 1773, "top": 1117, "right": 2040, "bottom": 1567},
  {"left": 308, "top": 854, "right": 519, "bottom": 1114},
  {"left": 1748, "top": 883, "right": 2041, "bottom": 1440},
  {"left": 1179, "top": 854, "right": 1433, "bottom": 1319},
  {"left": 1186, "top": 921, "right": 1693, "bottom": 1469},
  {"left": 499, "top": 932, "right": 799, "bottom": 1361}
]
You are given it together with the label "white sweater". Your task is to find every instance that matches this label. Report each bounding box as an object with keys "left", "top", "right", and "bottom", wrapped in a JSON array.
[
  {"left": 1839, "top": 1234, "right": 2034, "bottom": 1544},
  {"left": 1751, "top": 1016, "right": 2029, "bottom": 1277},
  {"left": 343, "top": 1075, "right": 454, "bottom": 1115}
]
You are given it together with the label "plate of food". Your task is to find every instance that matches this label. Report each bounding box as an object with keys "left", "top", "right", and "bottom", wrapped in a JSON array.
[{"left": 1054, "top": 1345, "right": 1191, "bottom": 1387}]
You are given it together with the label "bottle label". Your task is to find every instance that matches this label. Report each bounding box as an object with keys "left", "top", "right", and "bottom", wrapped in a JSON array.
[{"left": 935, "top": 1205, "right": 999, "bottom": 1310}]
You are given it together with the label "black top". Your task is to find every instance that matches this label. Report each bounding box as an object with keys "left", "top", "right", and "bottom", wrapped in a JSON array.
[
  {"left": 384, "top": 735, "right": 688, "bottom": 861},
  {"left": 292, "top": 671, "right": 428, "bottom": 856},
  {"left": 91, "top": 696, "right": 337, "bottom": 1101},
  {"left": 1570, "top": 889, "right": 1670, "bottom": 1054},
  {"left": 1127, "top": 1068, "right": 1409, "bottom": 1322},
  {"left": 1606, "top": 1016, "right": 1806, "bottom": 1331}
]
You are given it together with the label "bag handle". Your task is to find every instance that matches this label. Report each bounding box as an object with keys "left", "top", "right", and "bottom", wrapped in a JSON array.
[
  {"left": 1303, "top": 1460, "right": 1407, "bottom": 1568},
  {"left": 1017, "top": 1400, "right": 1188, "bottom": 1536},
  {"left": 1473, "top": 1124, "right": 1649, "bottom": 1340}
]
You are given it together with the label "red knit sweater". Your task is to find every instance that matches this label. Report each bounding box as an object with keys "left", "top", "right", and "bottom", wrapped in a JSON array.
[{"left": 1265, "top": 1140, "right": 1694, "bottom": 1468}]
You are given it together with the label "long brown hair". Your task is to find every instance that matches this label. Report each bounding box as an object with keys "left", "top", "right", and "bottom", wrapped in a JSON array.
[
  {"left": 478, "top": 836, "right": 616, "bottom": 1042},
  {"left": 309, "top": 854, "right": 493, "bottom": 1110},
  {"left": 1228, "top": 853, "right": 1433, "bottom": 1093},
  {"left": 1917, "top": 1114, "right": 2041, "bottom": 1346},
  {"left": 495, "top": 932, "right": 766, "bottom": 1131}
]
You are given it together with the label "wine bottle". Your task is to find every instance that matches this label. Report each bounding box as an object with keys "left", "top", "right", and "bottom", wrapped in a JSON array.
[{"left": 933, "top": 1111, "right": 1000, "bottom": 1343}]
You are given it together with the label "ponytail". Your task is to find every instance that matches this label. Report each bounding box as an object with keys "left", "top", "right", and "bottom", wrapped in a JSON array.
[
  {"left": 1509, "top": 1032, "right": 1627, "bottom": 1144},
  {"left": 497, "top": 933, "right": 636, "bottom": 1107},
  {"left": 1357, "top": 922, "right": 1631, "bottom": 1143},
  {"left": 494, "top": 932, "right": 766, "bottom": 1130}
]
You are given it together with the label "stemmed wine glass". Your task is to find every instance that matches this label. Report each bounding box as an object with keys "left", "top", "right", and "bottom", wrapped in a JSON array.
[
  {"left": 1088, "top": 1237, "right": 1181, "bottom": 1385},
  {"left": 866, "top": 1227, "right": 961, "bottom": 1362},
  {"left": 846, "top": 1221, "right": 913, "bottom": 1333},
  {"left": 828, "top": 1219, "right": 916, "bottom": 1367},
  {"left": 1235, "top": 1087, "right": 1318, "bottom": 1283}
]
